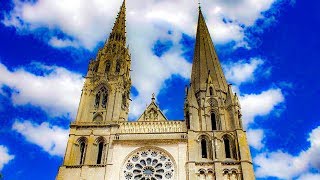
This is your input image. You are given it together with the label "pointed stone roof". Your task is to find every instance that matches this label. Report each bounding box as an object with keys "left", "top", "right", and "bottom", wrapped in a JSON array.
[
  {"left": 107, "top": 0, "right": 126, "bottom": 45},
  {"left": 137, "top": 94, "right": 168, "bottom": 122},
  {"left": 191, "top": 8, "right": 228, "bottom": 93}
]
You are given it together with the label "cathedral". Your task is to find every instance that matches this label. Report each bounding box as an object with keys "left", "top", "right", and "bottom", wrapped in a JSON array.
[{"left": 56, "top": 1, "right": 255, "bottom": 179}]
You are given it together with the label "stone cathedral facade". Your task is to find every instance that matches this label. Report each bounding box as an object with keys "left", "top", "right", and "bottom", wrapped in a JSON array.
[{"left": 56, "top": 1, "right": 255, "bottom": 180}]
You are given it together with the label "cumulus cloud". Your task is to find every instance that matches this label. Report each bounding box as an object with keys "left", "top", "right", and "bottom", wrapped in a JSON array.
[
  {"left": 2, "top": 0, "right": 279, "bottom": 49},
  {"left": 12, "top": 120, "right": 69, "bottom": 157},
  {"left": 0, "top": 145, "right": 14, "bottom": 170},
  {"left": 254, "top": 126, "right": 320, "bottom": 179},
  {"left": 247, "top": 129, "right": 264, "bottom": 150},
  {"left": 224, "top": 58, "right": 264, "bottom": 85},
  {"left": 2, "top": 0, "right": 283, "bottom": 118},
  {"left": 0, "top": 62, "right": 84, "bottom": 117},
  {"left": 240, "top": 88, "right": 285, "bottom": 127}
]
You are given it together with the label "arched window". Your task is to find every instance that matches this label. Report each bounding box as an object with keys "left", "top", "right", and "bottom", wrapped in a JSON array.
[
  {"left": 201, "top": 139, "right": 207, "bottom": 158},
  {"left": 101, "top": 92, "right": 108, "bottom": 108},
  {"left": 78, "top": 138, "right": 87, "bottom": 165},
  {"left": 211, "top": 112, "right": 217, "bottom": 130},
  {"left": 186, "top": 111, "right": 190, "bottom": 129},
  {"left": 105, "top": 61, "right": 111, "bottom": 73},
  {"left": 224, "top": 138, "right": 231, "bottom": 158},
  {"left": 97, "top": 141, "right": 104, "bottom": 164},
  {"left": 209, "top": 87, "right": 213, "bottom": 96},
  {"left": 116, "top": 62, "right": 121, "bottom": 73},
  {"left": 95, "top": 87, "right": 108, "bottom": 108},
  {"left": 122, "top": 94, "right": 127, "bottom": 107},
  {"left": 95, "top": 92, "right": 101, "bottom": 107}
]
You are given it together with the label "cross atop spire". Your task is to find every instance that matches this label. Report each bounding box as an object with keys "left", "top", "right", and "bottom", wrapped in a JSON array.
[{"left": 190, "top": 8, "right": 228, "bottom": 93}]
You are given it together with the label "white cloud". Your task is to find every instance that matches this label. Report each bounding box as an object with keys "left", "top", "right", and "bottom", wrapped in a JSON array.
[
  {"left": 240, "top": 88, "right": 284, "bottom": 127},
  {"left": 12, "top": 120, "right": 69, "bottom": 157},
  {"left": 2, "top": 0, "right": 279, "bottom": 49},
  {"left": 0, "top": 145, "right": 14, "bottom": 170},
  {"left": 247, "top": 129, "right": 264, "bottom": 150},
  {"left": 2, "top": 0, "right": 283, "bottom": 118},
  {"left": 0, "top": 62, "right": 84, "bottom": 117},
  {"left": 298, "top": 173, "right": 320, "bottom": 180},
  {"left": 254, "top": 126, "right": 320, "bottom": 179},
  {"left": 49, "top": 37, "right": 79, "bottom": 48},
  {"left": 224, "top": 58, "right": 264, "bottom": 85}
]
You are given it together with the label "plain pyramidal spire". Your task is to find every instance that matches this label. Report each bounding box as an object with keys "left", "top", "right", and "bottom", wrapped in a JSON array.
[{"left": 190, "top": 7, "right": 228, "bottom": 93}]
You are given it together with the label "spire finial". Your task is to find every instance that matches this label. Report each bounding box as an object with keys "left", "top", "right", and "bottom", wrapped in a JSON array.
[
  {"left": 198, "top": 0, "right": 201, "bottom": 10},
  {"left": 151, "top": 93, "right": 155, "bottom": 102}
]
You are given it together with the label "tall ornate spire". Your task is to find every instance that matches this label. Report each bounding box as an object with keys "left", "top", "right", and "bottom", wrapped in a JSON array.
[
  {"left": 108, "top": 0, "right": 126, "bottom": 45},
  {"left": 191, "top": 8, "right": 228, "bottom": 93}
]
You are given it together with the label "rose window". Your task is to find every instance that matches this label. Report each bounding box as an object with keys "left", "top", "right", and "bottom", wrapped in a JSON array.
[{"left": 123, "top": 149, "right": 175, "bottom": 180}]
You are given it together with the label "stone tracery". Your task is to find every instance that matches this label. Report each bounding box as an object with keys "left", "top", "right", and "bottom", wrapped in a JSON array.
[{"left": 123, "top": 148, "right": 175, "bottom": 180}]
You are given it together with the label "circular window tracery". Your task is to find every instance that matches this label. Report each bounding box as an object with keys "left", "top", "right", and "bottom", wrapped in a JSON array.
[{"left": 123, "top": 149, "right": 175, "bottom": 180}]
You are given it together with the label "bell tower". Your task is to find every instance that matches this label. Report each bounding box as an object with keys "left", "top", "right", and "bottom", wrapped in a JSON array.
[
  {"left": 184, "top": 8, "right": 255, "bottom": 179},
  {"left": 56, "top": 1, "right": 131, "bottom": 179},
  {"left": 76, "top": 0, "right": 131, "bottom": 123}
]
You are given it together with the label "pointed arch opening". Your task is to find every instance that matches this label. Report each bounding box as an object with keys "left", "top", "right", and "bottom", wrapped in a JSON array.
[
  {"left": 211, "top": 112, "right": 217, "bottom": 130},
  {"left": 201, "top": 139, "right": 207, "bottom": 158},
  {"left": 95, "top": 87, "right": 108, "bottom": 109},
  {"left": 209, "top": 87, "right": 213, "bottom": 96},
  {"left": 186, "top": 111, "right": 190, "bottom": 129},
  {"left": 77, "top": 137, "right": 87, "bottom": 165},
  {"left": 223, "top": 135, "right": 237, "bottom": 159},
  {"left": 116, "top": 62, "right": 121, "bottom": 73},
  {"left": 105, "top": 61, "right": 111, "bottom": 73},
  {"left": 96, "top": 137, "right": 105, "bottom": 164}
]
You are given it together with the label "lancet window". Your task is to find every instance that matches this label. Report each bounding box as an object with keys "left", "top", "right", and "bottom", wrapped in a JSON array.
[
  {"left": 77, "top": 137, "right": 87, "bottom": 165},
  {"left": 211, "top": 112, "right": 217, "bottom": 130},
  {"left": 96, "top": 137, "right": 105, "bottom": 164},
  {"left": 186, "top": 111, "right": 190, "bottom": 129},
  {"left": 223, "top": 135, "right": 237, "bottom": 159},
  {"left": 209, "top": 87, "right": 213, "bottom": 96},
  {"left": 105, "top": 61, "right": 111, "bottom": 73},
  {"left": 201, "top": 139, "right": 207, "bottom": 158},
  {"left": 95, "top": 87, "right": 108, "bottom": 108},
  {"left": 116, "top": 62, "right": 121, "bottom": 73}
]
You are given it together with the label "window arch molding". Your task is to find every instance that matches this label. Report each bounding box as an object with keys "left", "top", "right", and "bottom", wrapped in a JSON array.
[
  {"left": 95, "top": 136, "right": 106, "bottom": 165},
  {"left": 222, "top": 134, "right": 238, "bottom": 160},
  {"left": 209, "top": 109, "right": 220, "bottom": 130},
  {"left": 76, "top": 137, "right": 88, "bottom": 165},
  {"left": 93, "top": 85, "right": 109, "bottom": 109},
  {"left": 93, "top": 113, "right": 103, "bottom": 122},
  {"left": 197, "top": 134, "right": 213, "bottom": 159}
]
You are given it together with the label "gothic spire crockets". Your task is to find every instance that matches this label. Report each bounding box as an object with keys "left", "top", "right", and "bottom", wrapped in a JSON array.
[
  {"left": 191, "top": 8, "right": 228, "bottom": 93},
  {"left": 108, "top": 0, "right": 126, "bottom": 45}
]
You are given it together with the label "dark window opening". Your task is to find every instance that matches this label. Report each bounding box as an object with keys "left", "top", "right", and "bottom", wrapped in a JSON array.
[
  {"left": 101, "top": 93, "right": 108, "bottom": 108},
  {"left": 209, "top": 87, "right": 213, "bottom": 96},
  {"left": 211, "top": 113, "right": 217, "bottom": 130},
  {"left": 116, "top": 62, "right": 121, "bottom": 73},
  {"left": 79, "top": 142, "right": 86, "bottom": 165},
  {"left": 201, "top": 139, "right": 207, "bottom": 158},
  {"left": 224, "top": 138, "right": 231, "bottom": 158},
  {"left": 105, "top": 61, "right": 111, "bottom": 73},
  {"left": 97, "top": 142, "right": 104, "bottom": 164},
  {"left": 186, "top": 111, "right": 190, "bottom": 129},
  {"left": 95, "top": 93, "right": 101, "bottom": 107}
]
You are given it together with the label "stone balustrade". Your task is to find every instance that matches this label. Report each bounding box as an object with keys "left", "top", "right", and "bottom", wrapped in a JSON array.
[{"left": 119, "top": 121, "right": 186, "bottom": 134}]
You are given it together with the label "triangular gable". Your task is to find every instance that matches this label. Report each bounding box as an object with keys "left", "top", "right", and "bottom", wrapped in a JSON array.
[{"left": 137, "top": 98, "right": 168, "bottom": 122}]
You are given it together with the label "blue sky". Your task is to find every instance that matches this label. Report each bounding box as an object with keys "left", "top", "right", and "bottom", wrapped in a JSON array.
[{"left": 0, "top": 0, "right": 319, "bottom": 179}]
